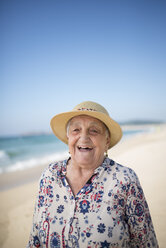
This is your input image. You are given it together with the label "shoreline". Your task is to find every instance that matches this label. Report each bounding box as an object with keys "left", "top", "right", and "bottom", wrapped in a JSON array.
[
  {"left": 0, "top": 164, "right": 47, "bottom": 191},
  {"left": 0, "top": 124, "right": 157, "bottom": 191},
  {"left": 0, "top": 124, "right": 154, "bottom": 179},
  {"left": 0, "top": 124, "right": 166, "bottom": 247}
]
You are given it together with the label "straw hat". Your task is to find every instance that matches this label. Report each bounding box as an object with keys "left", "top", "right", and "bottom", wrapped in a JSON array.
[{"left": 50, "top": 101, "right": 122, "bottom": 149}]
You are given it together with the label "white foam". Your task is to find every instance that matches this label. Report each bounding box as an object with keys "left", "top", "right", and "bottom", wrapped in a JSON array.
[
  {"left": 0, "top": 150, "right": 69, "bottom": 174},
  {"left": 0, "top": 150, "right": 10, "bottom": 165},
  {"left": 0, "top": 150, "right": 8, "bottom": 159}
]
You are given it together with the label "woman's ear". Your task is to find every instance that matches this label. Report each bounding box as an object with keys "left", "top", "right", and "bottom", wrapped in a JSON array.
[{"left": 106, "top": 135, "right": 110, "bottom": 150}]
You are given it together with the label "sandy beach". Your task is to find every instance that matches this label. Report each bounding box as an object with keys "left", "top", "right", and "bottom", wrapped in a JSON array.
[{"left": 0, "top": 124, "right": 166, "bottom": 248}]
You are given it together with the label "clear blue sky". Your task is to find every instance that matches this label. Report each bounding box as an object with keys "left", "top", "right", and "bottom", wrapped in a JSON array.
[{"left": 1, "top": 0, "right": 166, "bottom": 136}]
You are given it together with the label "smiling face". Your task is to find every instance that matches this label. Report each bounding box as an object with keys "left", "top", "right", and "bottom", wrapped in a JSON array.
[{"left": 67, "top": 115, "right": 110, "bottom": 170}]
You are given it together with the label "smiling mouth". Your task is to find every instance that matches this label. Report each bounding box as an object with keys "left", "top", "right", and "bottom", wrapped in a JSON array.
[{"left": 77, "top": 146, "right": 93, "bottom": 151}]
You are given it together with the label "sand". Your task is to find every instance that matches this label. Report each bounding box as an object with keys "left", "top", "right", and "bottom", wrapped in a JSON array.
[{"left": 0, "top": 124, "right": 166, "bottom": 248}]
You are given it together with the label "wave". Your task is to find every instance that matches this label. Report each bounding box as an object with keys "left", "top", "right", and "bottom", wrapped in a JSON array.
[
  {"left": 0, "top": 150, "right": 69, "bottom": 174},
  {"left": 0, "top": 150, "right": 8, "bottom": 158},
  {"left": 0, "top": 150, "right": 10, "bottom": 162},
  {"left": 0, "top": 128, "right": 152, "bottom": 174}
]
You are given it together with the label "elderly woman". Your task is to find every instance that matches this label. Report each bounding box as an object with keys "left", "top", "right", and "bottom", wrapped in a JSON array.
[{"left": 27, "top": 101, "right": 158, "bottom": 248}]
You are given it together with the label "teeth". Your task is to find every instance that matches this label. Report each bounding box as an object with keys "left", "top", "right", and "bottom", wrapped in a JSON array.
[{"left": 78, "top": 146, "right": 92, "bottom": 150}]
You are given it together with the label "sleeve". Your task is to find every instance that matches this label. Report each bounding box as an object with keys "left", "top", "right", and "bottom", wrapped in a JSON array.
[
  {"left": 26, "top": 168, "right": 51, "bottom": 248},
  {"left": 125, "top": 171, "right": 159, "bottom": 247}
]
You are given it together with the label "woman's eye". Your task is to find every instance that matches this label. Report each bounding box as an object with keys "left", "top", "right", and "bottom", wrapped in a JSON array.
[
  {"left": 90, "top": 129, "right": 98, "bottom": 134},
  {"left": 73, "top": 128, "right": 80, "bottom": 132}
]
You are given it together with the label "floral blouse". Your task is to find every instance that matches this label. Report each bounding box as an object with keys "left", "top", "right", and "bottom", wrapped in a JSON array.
[{"left": 27, "top": 157, "right": 158, "bottom": 248}]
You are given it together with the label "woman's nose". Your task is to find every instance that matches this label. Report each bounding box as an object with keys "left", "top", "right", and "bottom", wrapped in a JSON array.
[{"left": 80, "top": 130, "right": 89, "bottom": 140}]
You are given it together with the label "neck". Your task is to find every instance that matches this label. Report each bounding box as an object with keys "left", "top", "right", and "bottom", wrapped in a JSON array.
[
  {"left": 68, "top": 156, "right": 105, "bottom": 173},
  {"left": 66, "top": 159, "right": 98, "bottom": 196}
]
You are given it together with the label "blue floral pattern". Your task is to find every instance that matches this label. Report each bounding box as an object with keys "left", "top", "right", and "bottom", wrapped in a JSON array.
[
  {"left": 57, "top": 205, "right": 64, "bottom": 214},
  {"left": 27, "top": 158, "right": 158, "bottom": 247},
  {"left": 97, "top": 223, "right": 106, "bottom": 233},
  {"left": 79, "top": 200, "right": 90, "bottom": 214}
]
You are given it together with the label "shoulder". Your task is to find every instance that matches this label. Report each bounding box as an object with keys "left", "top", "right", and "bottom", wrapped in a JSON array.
[
  {"left": 40, "top": 159, "right": 67, "bottom": 181},
  {"left": 37, "top": 159, "right": 68, "bottom": 192},
  {"left": 106, "top": 157, "right": 140, "bottom": 184}
]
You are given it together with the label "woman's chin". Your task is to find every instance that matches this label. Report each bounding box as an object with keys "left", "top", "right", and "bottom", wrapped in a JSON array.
[{"left": 74, "top": 153, "right": 95, "bottom": 166}]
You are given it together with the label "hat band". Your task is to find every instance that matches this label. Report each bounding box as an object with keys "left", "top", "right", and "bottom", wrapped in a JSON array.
[{"left": 77, "top": 108, "right": 97, "bottom": 111}]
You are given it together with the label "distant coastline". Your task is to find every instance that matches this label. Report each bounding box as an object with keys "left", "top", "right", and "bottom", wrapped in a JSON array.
[
  {"left": 0, "top": 123, "right": 161, "bottom": 175},
  {"left": 119, "top": 119, "right": 165, "bottom": 125},
  {"left": 0, "top": 120, "right": 165, "bottom": 139}
]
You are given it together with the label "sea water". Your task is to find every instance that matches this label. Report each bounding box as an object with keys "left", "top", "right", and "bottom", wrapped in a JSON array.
[
  {"left": 0, "top": 129, "right": 146, "bottom": 174},
  {"left": 0, "top": 134, "right": 68, "bottom": 174}
]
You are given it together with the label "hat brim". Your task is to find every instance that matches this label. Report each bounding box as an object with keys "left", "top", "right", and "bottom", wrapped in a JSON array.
[{"left": 50, "top": 110, "right": 122, "bottom": 149}]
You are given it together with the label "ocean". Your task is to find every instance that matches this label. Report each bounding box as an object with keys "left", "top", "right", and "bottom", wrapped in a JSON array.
[{"left": 0, "top": 129, "right": 146, "bottom": 174}]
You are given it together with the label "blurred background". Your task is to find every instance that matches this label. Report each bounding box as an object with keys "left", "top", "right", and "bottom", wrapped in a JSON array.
[
  {"left": 1, "top": 0, "right": 166, "bottom": 177},
  {"left": 1, "top": 0, "right": 166, "bottom": 137}
]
